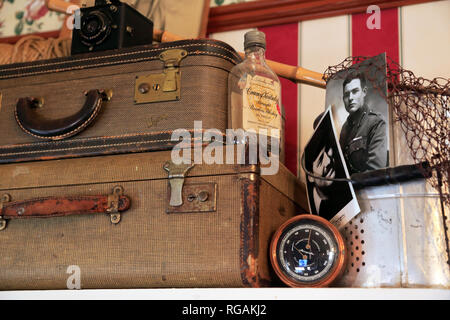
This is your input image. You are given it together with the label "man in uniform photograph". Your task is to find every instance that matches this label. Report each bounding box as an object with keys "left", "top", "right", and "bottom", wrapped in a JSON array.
[{"left": 339, "top": 71, "right": 387, "bottom": 175}]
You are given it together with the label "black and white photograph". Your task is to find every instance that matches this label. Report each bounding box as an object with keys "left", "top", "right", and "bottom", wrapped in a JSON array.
[
  {"left": 304, "top": 107, "right": 360, "bottom": 229},
  {"left": 325, "top": 53, "right": 389, "bottom": 175}
]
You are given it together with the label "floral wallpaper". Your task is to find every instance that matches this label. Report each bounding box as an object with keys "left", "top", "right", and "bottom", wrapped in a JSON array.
[
  {"left": 210, "top": 0, "right": 258, "bottom": 8},
  {"left": 0, "top": 0, "right": 65, "bottom": 38},
  {"left": 0, "top": 0, "right": 259, "bottom": 38}
]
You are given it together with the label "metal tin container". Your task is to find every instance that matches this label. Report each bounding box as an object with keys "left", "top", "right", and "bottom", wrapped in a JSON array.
[{"left": 336, "top": 121, "right": 450, "bottom": 288}]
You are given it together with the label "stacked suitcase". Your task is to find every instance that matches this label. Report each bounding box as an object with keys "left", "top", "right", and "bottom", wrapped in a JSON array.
[{"left": 0, "top": 40, "right": 308, "bottom": 289}]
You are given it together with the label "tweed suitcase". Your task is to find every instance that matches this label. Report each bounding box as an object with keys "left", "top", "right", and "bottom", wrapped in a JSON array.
[
  {"left": 0, "top": 146, "right": 307, "bottom": 290},
  {"left": 0, "top": 39, "right": 241, "bottom": 164}
]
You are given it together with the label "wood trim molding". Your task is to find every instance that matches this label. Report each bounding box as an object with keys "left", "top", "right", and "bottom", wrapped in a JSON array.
[{"left": 207, "top": 0, "right": 439, "bottom": 34}]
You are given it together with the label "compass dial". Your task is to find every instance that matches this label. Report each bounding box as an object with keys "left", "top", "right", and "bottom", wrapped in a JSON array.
[{"left": 270, "top": 214, "right": 346, "bottom": 287}]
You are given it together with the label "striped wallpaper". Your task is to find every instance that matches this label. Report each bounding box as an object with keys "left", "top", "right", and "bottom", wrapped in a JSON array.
[{"left": 210, "top": 0, "right": 450, "bottom": 181}]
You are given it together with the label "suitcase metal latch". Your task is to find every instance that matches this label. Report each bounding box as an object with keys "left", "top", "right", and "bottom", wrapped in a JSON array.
[
  {"left": 0, "top": 193, "right": 11, "bottom": 231},
  {"left": 166, "top": 183, "right": 217, "bottom": 214},
  {"left": 134, "top": 49, "right": 187, "bottom": 104},
  {"left": 163, "top": 161, "right": 194, "bottom": 207},
  {"left": 106, "top": 186, "right": 125, "bottom": 224}
]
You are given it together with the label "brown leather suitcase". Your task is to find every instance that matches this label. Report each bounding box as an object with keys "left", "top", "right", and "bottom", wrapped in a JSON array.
[
  {"left": 0, "top": 39, "right": 241, "bottom": 164},
  {"left": 0, "top": 147, "right": 307, "bottom": 290}
]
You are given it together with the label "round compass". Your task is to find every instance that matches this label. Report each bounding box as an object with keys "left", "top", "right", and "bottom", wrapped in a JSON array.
[{"left": 270, "top": 214, "right": 346, "bottom": 287}]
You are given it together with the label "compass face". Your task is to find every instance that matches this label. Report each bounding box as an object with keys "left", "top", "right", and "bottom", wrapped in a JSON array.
[{"left": 271, "top": 215, "right": 346, "bottom": 287}]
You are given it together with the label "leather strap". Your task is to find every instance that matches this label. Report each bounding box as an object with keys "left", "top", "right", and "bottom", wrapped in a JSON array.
[
  {"left": 0, "top": 195, "right": 130, "bottom": 220},
  {"left": 351, "top": 162, "right": 430, "bottom": 189}
]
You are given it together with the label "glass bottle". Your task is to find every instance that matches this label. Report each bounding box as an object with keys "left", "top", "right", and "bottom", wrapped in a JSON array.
[{"left": 228, "top": 30, "right": 285, "bottom": 164}]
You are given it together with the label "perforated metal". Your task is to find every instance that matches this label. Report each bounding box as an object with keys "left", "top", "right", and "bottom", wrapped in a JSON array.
[{"left": 336, "top": 181, "right": 450, "bottom": 288}]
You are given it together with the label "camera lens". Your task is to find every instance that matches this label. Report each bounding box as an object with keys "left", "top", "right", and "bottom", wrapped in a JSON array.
[
  {"left": 80, "top": 10, "right": 111, "bottom": 45},
  {"left": 84, "top": 17, "right": 100, "bottom": 36}
]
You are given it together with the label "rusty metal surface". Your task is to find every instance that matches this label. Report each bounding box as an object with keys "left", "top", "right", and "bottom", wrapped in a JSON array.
[
  {"left": 239, "top": 173, "right": 262, "bottom": 287},
  {"left": 166, "top": 183, "right": 217, "bottom": 214}
]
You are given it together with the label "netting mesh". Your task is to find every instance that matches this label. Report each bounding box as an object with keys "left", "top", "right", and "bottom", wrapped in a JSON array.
[{"left": 324, "top": 56, "right": 449, "bottom": 207}]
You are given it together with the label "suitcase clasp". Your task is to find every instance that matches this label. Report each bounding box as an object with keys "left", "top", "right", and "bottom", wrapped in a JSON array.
[
  {"left": 166, "top": 183, "right": 217, "bottom": 214},
  {"left": 163, "top": 161, "right": 194, "bottom": 207},
  {"left": 0, "top": 193, "right": 11, "bottom": 231},
  {"left": 106, "top": 186, "right": 125, "bottom": 224},
  {"left": 134, "top": 49, "right": 187, "bottom": 104}
]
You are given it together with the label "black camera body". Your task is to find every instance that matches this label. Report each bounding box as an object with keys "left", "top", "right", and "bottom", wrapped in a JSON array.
[{"left": 71, "top": 0, "right": 153, "bottom": 55}]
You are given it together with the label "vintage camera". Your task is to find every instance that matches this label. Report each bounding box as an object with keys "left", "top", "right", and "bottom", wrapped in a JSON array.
[{"left": 71, "top": 0, "right": 153, "bottom": 55}]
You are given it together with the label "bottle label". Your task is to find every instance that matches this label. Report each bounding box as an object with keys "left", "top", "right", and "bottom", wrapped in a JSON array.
[{"left": 242, "top": 74, "right": 281, "bottom": 137}]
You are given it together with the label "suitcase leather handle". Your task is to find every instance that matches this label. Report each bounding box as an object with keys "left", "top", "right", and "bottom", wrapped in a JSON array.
[
  {"left": 15, "top": 89, "right": 112, "bottom": 140},
  {"left": 0, "top": 186, "right": 130, "bottom": 231}
]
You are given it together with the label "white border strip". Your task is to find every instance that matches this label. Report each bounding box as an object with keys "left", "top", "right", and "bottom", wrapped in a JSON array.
[{"left": 0, "top": 288, "right": 448, "bottom": 300}]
